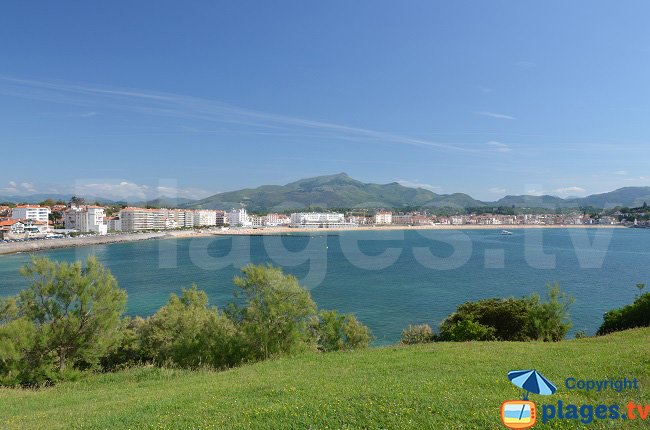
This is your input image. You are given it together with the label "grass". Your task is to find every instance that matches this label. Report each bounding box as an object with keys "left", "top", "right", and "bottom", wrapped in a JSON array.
[{"left": 0, "top": 328, "right": 648, "bottom": 429}]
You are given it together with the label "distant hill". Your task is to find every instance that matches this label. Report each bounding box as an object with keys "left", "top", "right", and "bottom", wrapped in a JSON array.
[
  {"left": 183, "top": 173, "right": 485, "bottom": 211},
  {"left": 571, "top": 187, "right": 650, "bottom": 208},
  {"left": 3, "top": 176, "right": 649, "bottom": 211}
]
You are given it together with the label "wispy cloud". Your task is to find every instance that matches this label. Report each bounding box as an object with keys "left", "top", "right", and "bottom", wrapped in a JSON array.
[
  {"left": 615, "top": 170, "right": 628, "bottom": 176},
  {"left": 488, "top": 187, "right": 506, "bottom": 194},
  {"left": 396, "top": 180, "right": 442, "bottom": 193},
  {"left": 0, "top": 76, "right": 475, "bottom": 153},
  {"left": 486, "top": 141, "right": 511, "bottom": 153},
  {"left": 476, "top": 111, "right": 516, "bottom": 120},
  {"left": 70, "top": 181, "right": 212, "bottom": 200},
  {"left": 1, "top": 181, "right": 38, "bottom": 195},
  {"left": 554, "top": 186, "right": 586, "bottom": 197}
]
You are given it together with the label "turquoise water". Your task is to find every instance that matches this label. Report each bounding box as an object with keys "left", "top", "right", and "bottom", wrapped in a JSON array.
[{"left": 0, "top": 229, "right": 648, "bottom": 344}]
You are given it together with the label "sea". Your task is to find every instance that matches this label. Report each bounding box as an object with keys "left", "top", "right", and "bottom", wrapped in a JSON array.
[{"left": 0, "top": 228, "right": 648, "bottom": 345}]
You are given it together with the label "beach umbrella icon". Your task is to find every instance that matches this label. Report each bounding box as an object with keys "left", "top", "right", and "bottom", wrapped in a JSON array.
[{"left": 508, "top": 370, "right": 557, "bottom": 399}]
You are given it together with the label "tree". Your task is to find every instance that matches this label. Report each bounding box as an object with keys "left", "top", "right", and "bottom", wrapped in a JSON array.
[
  {"left": 310, "top": 310, "right": 372, "bottom": 352},
  {"left": 139, "top": 285, "right": 241, "bottom": 369},
  {"left": 15, "top": 257, "right": 127, "bottom": 374},
  {"left": 527, "top": 283, "right": 574, "bottom": 342},
  {"left": 598, "top": 293, "right": 650, "bottom": 335},
  {"left": 636, "top": 283, "right": 646, "bottom": 297},
  {"left": 229, "top": 264, "right": 317, "bottom": 360},
  {"left": 69, "top": 196, "right": 86, "bottom": 207},
  {"left": 39, "top": 199, "right": 57, "bottom": 207}
]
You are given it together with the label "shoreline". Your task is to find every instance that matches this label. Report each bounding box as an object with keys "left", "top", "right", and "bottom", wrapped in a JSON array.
[{"left": 0, "top": 224, "right": 627, "bottom": 256}]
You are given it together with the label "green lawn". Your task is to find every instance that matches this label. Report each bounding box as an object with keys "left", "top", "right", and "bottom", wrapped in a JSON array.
[{"left": 1, "top": 328, "right": 648, "bottom": 429}]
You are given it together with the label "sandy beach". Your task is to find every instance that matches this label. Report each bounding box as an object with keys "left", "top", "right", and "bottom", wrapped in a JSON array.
[
  {"left": 0, "top": 229, "right": 219, "bottom": 256},
  {"left": 0, "top": 224, "right": 626, "bottom": 256}
]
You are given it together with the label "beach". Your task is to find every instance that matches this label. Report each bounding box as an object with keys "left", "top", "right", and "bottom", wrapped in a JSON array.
[
  {"left": 0, "top": 224, "right": 625, "bottom": 256},
  {"left": 0, "top": 229, "right": 219, "bottom": 256}
]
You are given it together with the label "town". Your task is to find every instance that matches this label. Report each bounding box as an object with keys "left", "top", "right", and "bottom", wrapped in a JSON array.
[{"left": 1, "top": 199, "right": 647, "bottom": 242}]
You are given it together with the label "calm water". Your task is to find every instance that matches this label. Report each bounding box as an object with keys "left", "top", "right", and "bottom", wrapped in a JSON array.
[{"left": 1, "top": 228, "right": 648, "bottom": 344}]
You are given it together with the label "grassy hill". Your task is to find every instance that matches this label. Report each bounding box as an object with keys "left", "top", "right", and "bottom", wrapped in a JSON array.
[{"left": 1, "top": 328, "right": 648, "bottom": 429}]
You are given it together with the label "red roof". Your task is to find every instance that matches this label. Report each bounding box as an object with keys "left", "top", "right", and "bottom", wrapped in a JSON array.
[{"left": 0, "top": 219, "right": 22, "bottom": 226}]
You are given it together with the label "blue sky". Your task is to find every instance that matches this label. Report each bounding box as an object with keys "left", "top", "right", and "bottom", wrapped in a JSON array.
[{"left": 1, "top": 1, "right": 649, "bottom": 201}]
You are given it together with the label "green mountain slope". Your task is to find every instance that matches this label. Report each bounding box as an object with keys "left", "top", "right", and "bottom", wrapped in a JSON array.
[
  {"left": 184, "top": 173, "right": 485, "bottom": 211},
  {"left": 184, "top": 173, "right": 650, "bottom": 211},
  {"left": 1, "top": 328, "right": 648, "bottom": 429}
]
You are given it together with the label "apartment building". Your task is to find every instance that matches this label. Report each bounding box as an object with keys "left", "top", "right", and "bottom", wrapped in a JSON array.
[
  {"left": 193, "top": 210, "right": 217, "bottom": 227},
  {"left": 228, "top": 208, "right": 251, "bottom": 227},
  {"left": 263, "top": 213, "right": 290, "bottom": 226},
  {"left": 374, "top": 211, "right": 393, "bottom": 224},
  {"left": 64, "top": 206, "right": 108, "bottom": 235},
  {"left": 11, "top": 205, "right": 51, "bottom": 223},
  {"left": 119, "top": 208, "right": 168, "bottom": 231},
  {"left": 290, "top": 212, "right": 355, "bottom": 228}
]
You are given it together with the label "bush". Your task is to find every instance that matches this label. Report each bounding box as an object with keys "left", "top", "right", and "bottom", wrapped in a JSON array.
[
  {"left": 100, "top": 317, "right": 147, "bottom": 371},
  {"left": 438, "top": 298, "right": 533, "bottom": 341},
  {"left": 436, "top": 283, "right": 573, "bottom": 342},
  {"left": 400, "top": 324, "right": 434, "bottom": 345},
  {"left": 597, "top": 293, "right": 650, "bottom": 335},
  {"left": 139, "top": 285, "right": 242, "bottom": 369},
  {"left": 311, "top": 310, "right": 372, "bottom": 352},
  {"left": 527, "top": 283, "right": 573, "bottom": 341}
]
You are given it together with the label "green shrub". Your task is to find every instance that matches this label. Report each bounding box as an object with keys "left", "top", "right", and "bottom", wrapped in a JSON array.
[
  {"left": 400, "top": 324, "right": 434, "bottom": 345},
  {"left": 598, "top": 293, "right": 650, "bottom": 335},
  {"left": 436, "top": 283, "right": 573, "bottom": 342},
  {"left": 140, "top": 285, "right": 242, "bottom": 369},
  {"left": 527, "top": 283, "right": 573, "bottom": 341},
  {"left": 438, "top": 318, "right": 497, "bottom": 342},
  {"left": 229, "top": 264, "right": 317, "bottom": 360},
  {"left": 311, "top": 310, "right": 372, "bottom": 352}
]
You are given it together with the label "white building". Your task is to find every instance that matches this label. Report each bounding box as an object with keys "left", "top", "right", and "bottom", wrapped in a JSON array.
[
  {"left": 249, "top": 215, "right": 264, "bottom": 227},
  {"left": 194, "top": 210, "right": 217, "bottom": 227},
  {"left": 228, "top": 208, "right": 251, "bottom": 227},
  {"left": 107, "top": 217, "right": 122, "bottom": 232},
  {"left": 290, "top": 212, "right": 355, "bottom": 228},
  {"left": 64, "top": 206, "right": 108, "bottom": 235},
  {"left": 11, "top": 205, "right": 51, "bottom": 223},
  {"left": 263, "top": 213, "right": 291, "bottom": 226},
  {"left": 374, "top": 211, "right": 393, "bottom": 224},
  {"left": 119, "top": 208, "right": 168, "bottom": 231}
]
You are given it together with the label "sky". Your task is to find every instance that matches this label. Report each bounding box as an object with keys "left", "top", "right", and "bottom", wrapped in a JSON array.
[{"left": 1, "top": 1, "right": 650, "bottom": 201}]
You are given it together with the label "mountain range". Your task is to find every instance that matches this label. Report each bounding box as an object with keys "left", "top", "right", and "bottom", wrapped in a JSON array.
[
  {"left": 2, "top": 173, "right": 650, "bottom": 211},
  {"left": 182, "top": 173, "right": 650, "bottom": 211}
]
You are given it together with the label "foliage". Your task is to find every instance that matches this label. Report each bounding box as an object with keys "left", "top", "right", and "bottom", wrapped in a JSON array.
[
  {"left": 527, "top": 283, "right": 574, "bottom": 341},
  {"left": 310, "top": 310, "right": 372, "bottom": 352},
  {"left": 229, "top": 264, "right": 317, "bottom": 360},
  {"left": 438, "top": 297, "right": 533, "bottom": 341},
  {"left": 436, "top": 284, "right": 573, "bottom": 342},
  {"left": 400, "top": 324, "right": 434, "bottom": 345},
  {"left": 0, "top": 257, "right": 126, "bottom": 386},
  {"left": 139, "top": 285, "right": 241, "bottom": 369},
  {"left": 598, "top": 292, "right": 650, "bottom": 335},
  {"left": 438, "top": 318, "right": 496, "bottom": 342}
]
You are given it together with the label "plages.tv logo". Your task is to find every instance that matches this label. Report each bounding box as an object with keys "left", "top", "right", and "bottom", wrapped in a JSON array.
[{"left": 501, "top": 369, "right": 557, "bottom": 429}]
